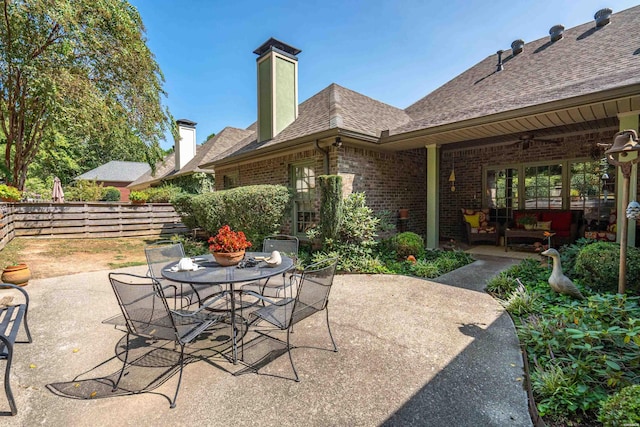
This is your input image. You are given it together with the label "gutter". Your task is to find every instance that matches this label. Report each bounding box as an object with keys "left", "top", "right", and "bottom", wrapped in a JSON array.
[
  {"left": 378, "top": 83, "right": 640, "bottom": 145},
  {"left": 314, "top": 139, "right": 330, "bottom": 174}
]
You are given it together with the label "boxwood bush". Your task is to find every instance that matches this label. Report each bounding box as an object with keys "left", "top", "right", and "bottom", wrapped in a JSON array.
[
  {"left": 574, "top": 241, "right": 640, "bottom": 294},
  {"left": 101, "top": 186, "right": 121, "bottom": 201},
  {"left": 174, "top": 185, "right": 290, "bottom": 245},
  {"left": 392, "top": 232, "right": 424, "bottom": 259}
]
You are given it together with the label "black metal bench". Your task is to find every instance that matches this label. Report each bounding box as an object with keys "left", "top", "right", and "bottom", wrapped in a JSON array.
[{"left": 0, "top": 284, "right": 32, "bottom": 416}]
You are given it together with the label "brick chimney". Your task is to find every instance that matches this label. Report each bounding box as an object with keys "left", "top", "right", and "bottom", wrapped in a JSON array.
[
  {"left": 175, "top": 119, "right": 197, "bottom": 171},
  {"left": 254, "top": 38, "right": 301, "bottom": 143}
]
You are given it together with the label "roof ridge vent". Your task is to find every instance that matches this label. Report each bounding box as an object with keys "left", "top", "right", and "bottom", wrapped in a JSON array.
[
  {"left": 511, "top": 39, "right": 525, "bottom": 55},
  {"left": 594, "top": 8, "right": 613, "bottom": 27},
  {"left": 549, "top": 24, "right": 565, "bottom": 42}
]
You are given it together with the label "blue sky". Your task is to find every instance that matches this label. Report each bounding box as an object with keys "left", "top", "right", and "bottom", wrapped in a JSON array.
[{"left": 129, "top": 0, "right": 639, "bottom": 148}]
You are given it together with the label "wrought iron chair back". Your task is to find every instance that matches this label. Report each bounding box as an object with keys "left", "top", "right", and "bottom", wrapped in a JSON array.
[
  {"left": 144, "top": 241, "right": 222, "bottom": 307},
  {"left": 108, "top": 273, "right": 223, "bottom": 408},
  {"left": 144, "top": 241, "right": 185, "bottom": 282},
  {"left": 246, "top": 257, "right": 338, "bottom": 381},
  {"left": 263, "top": 235, "right": 299, "bottom": 263}
]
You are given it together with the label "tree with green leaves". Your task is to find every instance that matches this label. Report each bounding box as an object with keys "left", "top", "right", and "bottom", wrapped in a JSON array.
[{"left": 0, "top": 0, "right": 175, "bottom": 189}]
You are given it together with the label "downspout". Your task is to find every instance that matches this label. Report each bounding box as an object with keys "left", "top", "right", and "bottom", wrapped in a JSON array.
[{"left": 314, "top": 139, "right": 330, "bottom": 174}]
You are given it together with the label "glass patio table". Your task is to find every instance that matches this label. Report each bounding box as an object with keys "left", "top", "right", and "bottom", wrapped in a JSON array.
[{"left": 162, "top": 252, "right": 294, "bottom": 364}]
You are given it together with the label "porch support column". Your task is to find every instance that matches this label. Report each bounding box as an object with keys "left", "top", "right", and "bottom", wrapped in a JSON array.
[
  {"left": 616, "top": 112, "right": 639, "bottom": 246},
  {"left": 426, "top": 145, "right": 440, "bottom": 248}
]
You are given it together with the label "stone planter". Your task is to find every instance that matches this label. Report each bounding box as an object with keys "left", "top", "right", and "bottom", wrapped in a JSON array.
[
  {"left": 212, "top": 250, "right": 245, "bottom": 266},
  {"left": 1, "top": 263, "right": 31, "bottom": 287}
]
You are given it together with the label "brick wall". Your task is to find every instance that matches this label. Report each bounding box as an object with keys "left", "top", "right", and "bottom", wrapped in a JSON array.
[
  {"left": 439, "top": 129, "right": 633, "bottom": 241},
  {"left": 215, "top": 144, "right": 427, "bottom": 237},
  {"left": 337, "top": 146, "right": 427, "bottom": 236}
]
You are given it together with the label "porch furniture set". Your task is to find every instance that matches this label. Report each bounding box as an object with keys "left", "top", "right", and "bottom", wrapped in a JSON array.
[{"left": 462, "top": 208, "right": 585, "bottom": 250}]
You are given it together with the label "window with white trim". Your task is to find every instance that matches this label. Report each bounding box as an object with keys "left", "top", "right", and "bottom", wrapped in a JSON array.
[{"left": 290, "top": 162, "right": 318, "bottom": 235}]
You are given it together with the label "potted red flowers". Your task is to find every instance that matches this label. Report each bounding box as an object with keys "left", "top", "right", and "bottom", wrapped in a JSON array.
[{"left": 208, "top": 225, "right": 252, "bottom": 266}]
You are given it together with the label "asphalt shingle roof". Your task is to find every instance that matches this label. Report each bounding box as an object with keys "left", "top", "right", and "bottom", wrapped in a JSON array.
[
  {"left": 213, "top": 83, "right": 411, "bottom": 162},
  {"left": 130, "top": 126, "right": 254, "bottom": 187},
  {"left": 75, "top": 161, "right": 150, "bottom": 182},
  {"left": 396, "top": 5, "right": 640, "bottom": 135}
]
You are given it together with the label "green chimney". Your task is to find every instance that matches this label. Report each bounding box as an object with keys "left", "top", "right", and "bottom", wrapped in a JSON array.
[{"left": 254, "top": 38, "right": 301, "bottom": 142}]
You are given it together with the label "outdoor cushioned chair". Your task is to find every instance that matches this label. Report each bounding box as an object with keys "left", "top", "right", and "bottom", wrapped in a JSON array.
[
  {"left": 108, "top": 273, "right": 225, "bottom": 408},
  {"left": 243, "top": 258, "right": 338, "bottom": 381},
  {"left": 242, "top": 235, "right": 299, "bottom": 299},
  {"left": 461, "top": 208, "right": 499, "bottom": 245},
  {"left": 145, "top": 241, "right": 222, "bottom": 307}
]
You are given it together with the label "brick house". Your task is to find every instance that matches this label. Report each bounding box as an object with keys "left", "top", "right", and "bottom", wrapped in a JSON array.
[
  {"left": 75, "top": 161, "right": 150, "bottom": 201},
  {"left": 204, "top": 6, "right": 640, "bottom": 248}
]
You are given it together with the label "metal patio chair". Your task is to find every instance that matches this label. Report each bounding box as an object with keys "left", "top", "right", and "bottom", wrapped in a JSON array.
[
  {"left": 145, "top": 241, "right": 222, "bottom": 307},
  {"left": 243, "top": 257, "right": 338, "bottom": 381},
  {"left": 108, "top": 272, "right": 226, "bottom": 408},
  {"left": 242, "top": 235, "right": 299, "bottom": 299}
]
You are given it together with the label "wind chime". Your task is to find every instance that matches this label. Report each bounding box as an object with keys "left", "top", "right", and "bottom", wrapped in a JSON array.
[{"left": 449, "top": 154, "right": 456, "bottom": 192}]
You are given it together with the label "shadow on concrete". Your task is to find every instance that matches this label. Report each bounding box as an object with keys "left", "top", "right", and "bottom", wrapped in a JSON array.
[
  {"left": 382, "top": 311, "right": 531, "bottom": 427},
  {"left": 46, "top": 324, "right": 239, "bottom": 404}
]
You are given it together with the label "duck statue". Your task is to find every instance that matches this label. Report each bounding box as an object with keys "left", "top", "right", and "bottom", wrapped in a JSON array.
[{"left": 540, "top": 248, "right": 585, "bottom": 299}]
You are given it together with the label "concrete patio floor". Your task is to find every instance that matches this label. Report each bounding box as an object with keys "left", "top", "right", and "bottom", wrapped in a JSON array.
[{"left": 3, "top": 255, "right": 532, "bottom": 426}]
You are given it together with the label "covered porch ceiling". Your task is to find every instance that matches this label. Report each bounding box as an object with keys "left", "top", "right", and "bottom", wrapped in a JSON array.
[{"left": 378, "top": 89, "right": 640, "bottom": 151}]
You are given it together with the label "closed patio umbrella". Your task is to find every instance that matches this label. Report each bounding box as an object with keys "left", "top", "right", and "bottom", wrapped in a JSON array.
[{"left": 52, "top": 177, "right": 64, "bottom": 203}]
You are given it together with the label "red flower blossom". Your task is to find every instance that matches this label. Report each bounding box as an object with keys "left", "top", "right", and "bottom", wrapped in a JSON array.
[{"left": 208, "top": 225, "right": 252, "bottom": 253}]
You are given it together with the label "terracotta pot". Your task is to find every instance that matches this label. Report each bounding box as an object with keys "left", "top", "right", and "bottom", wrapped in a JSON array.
[
  {"left": 212, "top": 250, "right": 245, "bottom": 266},
  {"left": 1, "top": 263, "right": 31, "bottom": 287},
  {"left": 398, "top": 209, "right": 409, "bottom": 219}
]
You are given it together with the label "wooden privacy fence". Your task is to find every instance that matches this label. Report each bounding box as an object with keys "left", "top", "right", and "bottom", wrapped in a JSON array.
[
  {"left": 0, "top": 204, "right": 15, "bottom": 251},
  {"left": 0, "top": 202, "right": 188, "bottom": 250}
]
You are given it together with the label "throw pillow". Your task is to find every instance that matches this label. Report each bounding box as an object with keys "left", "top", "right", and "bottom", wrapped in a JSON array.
[
  {"left": 464, "top": 213, "right": 480, "bottom": 228},
  {"left": 534, "top": 221, "right": 552, "bottom": 231}
]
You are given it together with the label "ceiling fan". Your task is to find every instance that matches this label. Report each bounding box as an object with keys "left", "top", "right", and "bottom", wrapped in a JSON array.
[{"left": 508, "top": 133, "right": 563, "bottom": 149}]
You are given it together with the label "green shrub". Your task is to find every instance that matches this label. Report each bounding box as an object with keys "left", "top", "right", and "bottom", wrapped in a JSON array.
[
  {"left": 23, "top": 176, "right": 53, "bottom": 200},
  {"left": 559, "top": 237, "right": 598, "bottom": 278},
  {"left": 410, "top": 260, "right": 441, "bottom": 278},
  {"left": 146, "top": 185, "right": 183, "bottom": 203},
  {"left": 310, "top": 193, "right": 382, "bottom": 272},
  {"left": 598, "top": 384, "right": 640, "bottom": 427},
  {"left": 128, "top": 190, "right": 148, "bottom": 202},
  {"left": 171, "top": 193, "right": 198, "bottom": 230},
  {"left": 517, "top": 292, "right": 640, "bottom": 421},
  {"left": 499, "top": 284, "right": 538, "bottom": 316},
  {"left": 0, "top": 184, "right": 21, "bottom": 201},
  {"left": 185, "top": 185, "right": 290, "bottom": 245},
  {"left": 392, "top": 232, "right": 424, "bottom": 259},
  {"left": 486, "top": 273, "right": 518, "bottom": 295},
  {"left": 168, "top": 234, "right": 208, "bottom": 257},
  {"left": 317, "top": 175, "right": 343, "bottom": 243},
  {"left": 65, "top": 180, "right": 103, "bottom": 201},
  {"left": 574, "top": 241, "right": 640, "bottom": 294},
  {"left": 101, "top": 186, "right": 121, "bottom": 201},
  {"left": 167, "top": 172, "right": 215, "bottom": 194}
]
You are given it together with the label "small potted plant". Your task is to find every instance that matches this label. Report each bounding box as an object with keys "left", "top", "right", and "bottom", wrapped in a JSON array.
[
  {"left": 129, "top": 190, "right": 149, "bottom": 204},
  {"left": 0, "top": 184, "right": 21, "bottom": 202},
  {"left": 208, "top": 225, "right": 252, "bottom": 266},
  {"left": 517, "top": 215, "right": 537, "bottom": 230}
]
